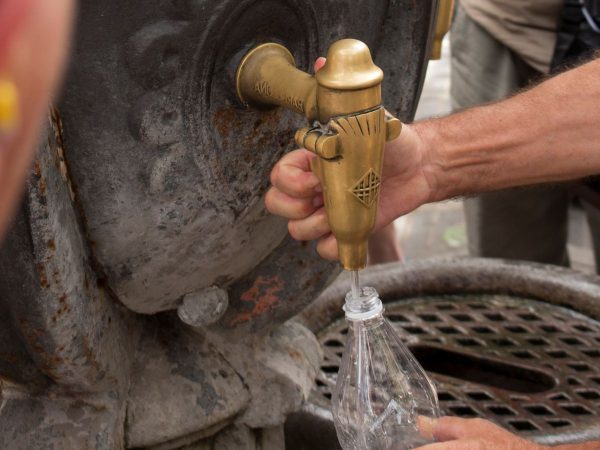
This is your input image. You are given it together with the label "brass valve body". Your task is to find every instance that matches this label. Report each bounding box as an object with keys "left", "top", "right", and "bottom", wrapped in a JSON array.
[{"left": 236, "top": 39, "right": 401, "bottom": 270}]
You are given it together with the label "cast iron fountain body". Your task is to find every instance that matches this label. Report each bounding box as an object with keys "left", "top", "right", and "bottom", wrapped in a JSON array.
[{"left": 0, "top": 1, "right": 439, "bottom": 448}]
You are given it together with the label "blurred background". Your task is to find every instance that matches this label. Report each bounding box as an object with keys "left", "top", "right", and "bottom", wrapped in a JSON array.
[{"left": 395, "top": 36, "right": 596, "bottom": 274}]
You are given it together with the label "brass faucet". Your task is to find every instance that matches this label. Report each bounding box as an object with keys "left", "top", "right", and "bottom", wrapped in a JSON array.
[{"left": 236, "top": 39, "right": 401, "bottom": 270}]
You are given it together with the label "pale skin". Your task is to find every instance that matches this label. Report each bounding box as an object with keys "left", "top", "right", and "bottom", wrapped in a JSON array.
[
  {"left": 415, "top": 416, "right": 600, "bottom": 450},
  {"left": 0, "top": 0, "right": 74, "bottom": 239},
  {"left": 266, "top": 56, "right": 600, "bottom": 449}
]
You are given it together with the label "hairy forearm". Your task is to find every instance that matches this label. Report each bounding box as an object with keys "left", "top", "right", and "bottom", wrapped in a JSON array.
[{"left": 416, "top": 56, "right": 600, "bottom": 201}]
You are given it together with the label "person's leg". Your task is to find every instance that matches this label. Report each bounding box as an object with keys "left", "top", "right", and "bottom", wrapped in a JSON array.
[
  {"left": 450, "top": 4, "right": 521, "bottom": 109},
  {"left": 582, "top": 199, "right": 600, "bottom": 273},
  {"left": 452, "top": 5, "right": 570, "bottom": 265},
  {"left": 465, "top": 187, "right": 570, "bottom": 265}
]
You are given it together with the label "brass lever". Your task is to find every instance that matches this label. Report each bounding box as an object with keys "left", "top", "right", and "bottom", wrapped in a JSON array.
[{"left": 236, "top": 39, "right": 401, "bottom": 270}]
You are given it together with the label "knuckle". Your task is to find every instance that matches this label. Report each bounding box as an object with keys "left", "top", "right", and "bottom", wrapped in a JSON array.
[
  {"left": 287, "top": 221, "right": 300, "bottom": 240},
  {"left": 265, "top": 189, "right": 283, "bottom": 215},
  {"left": 301, "top": 201, "right": 316, "bottom": 217},
  {"left": 270, "top": 163, "right": 280, "bottom": 186},
  {"left": 264, "top": 189, "right": 275, "bottom": 212},
  {"left": 315, "top": 211, "right": 330, "bottom": 234},
  {"left": 316, "top": 247, "right": 330, "bottom": 260},
  {"left": 470, "top": 418, "right": 489, "bottom": 429},
  {"left": 317, "top": 241, "right": 336, "bottom": 261},
  {"left": 286, "top": 173, "right": 308, "bottom": 197}
]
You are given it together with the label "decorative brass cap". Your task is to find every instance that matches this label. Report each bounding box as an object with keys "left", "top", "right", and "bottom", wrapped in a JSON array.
[{"left": 316, "top": 39, "right": 383, "bottom": 90}]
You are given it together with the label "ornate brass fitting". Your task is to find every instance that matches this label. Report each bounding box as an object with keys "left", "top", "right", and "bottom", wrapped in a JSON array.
[
  {"left": 431, "top": 0, "right": 454, "bottom": 60},
  {"left": 236, "top": 39, "right": 401, "bottom": 270}
]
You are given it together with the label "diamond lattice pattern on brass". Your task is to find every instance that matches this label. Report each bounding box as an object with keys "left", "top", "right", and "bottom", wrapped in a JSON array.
[{"left": 352, "top": 169, "right": 381, "bottom": 207}]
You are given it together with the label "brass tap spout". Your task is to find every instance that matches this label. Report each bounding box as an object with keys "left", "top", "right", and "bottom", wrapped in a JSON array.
[
  {"left": 236, "top": 39, "right": 401, "bottom": 270},
  {"left": 236, "top": 43, "right": 318, "bottom": 121}
]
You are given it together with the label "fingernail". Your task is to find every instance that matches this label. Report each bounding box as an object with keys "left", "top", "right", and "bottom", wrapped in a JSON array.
[
  {"left": 0, "top": 79, "right": 19, "bottom": 137},
  {"left": 314, "top": 184, "right": 322, "bottom": 193},
  {"left": 313, "top": 195, "right": 324, "bottom": 208}
]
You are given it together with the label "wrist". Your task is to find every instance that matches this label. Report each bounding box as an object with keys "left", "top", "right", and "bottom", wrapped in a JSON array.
[
  {"left": 412, "top": 105, "right": 513, "bottom": 201},
  {"left": 410, "top": 119, "right": 452, "bottom": 202}
]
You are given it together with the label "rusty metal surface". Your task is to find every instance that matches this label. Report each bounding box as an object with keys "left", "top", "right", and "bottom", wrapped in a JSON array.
[
  {"left": 0, "top": 123, "right": 138, "bottom": 393},
  {"left": 0, "top": 1, "right": 438, "bottom": 447},
  {"left": 125, "top": 321, "right": 249, "bottom": 448},
  {"left": 203, "top": 319, "right": 323, "bottom": 430},
  {"left": 0, "top": 389, "right": 125, "bottom": 450},
  {"left": 215, "top": 237, "right": 338, "bottom": 334},
  {"left": 58, "top": 0, "right": 437, "bottom": 315},
  {"left": 0, "top": 130, "right": 327, "bottom": 448}
]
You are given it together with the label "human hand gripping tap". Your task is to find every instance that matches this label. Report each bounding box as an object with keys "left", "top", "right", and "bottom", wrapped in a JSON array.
[
  {"left": 266, "top": 57, "right": 433, "bottom": 262},
  {"left": 266, "top": 55, "right": 600, "bottom": 450}
]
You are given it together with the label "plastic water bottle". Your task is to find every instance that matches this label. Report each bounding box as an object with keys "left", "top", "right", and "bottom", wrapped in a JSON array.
[{"left": 332, "top": 286, "right": 439, "bottom": 450}]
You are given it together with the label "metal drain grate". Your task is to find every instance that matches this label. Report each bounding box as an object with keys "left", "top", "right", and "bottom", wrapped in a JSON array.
[{"left": 314, "top": 295, "right": 600, "bottom": 434}]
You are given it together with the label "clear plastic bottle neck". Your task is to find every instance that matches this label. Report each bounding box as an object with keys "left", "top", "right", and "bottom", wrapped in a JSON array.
[{"left": 343, "top": 286, "right": 383, "bottom": 321}]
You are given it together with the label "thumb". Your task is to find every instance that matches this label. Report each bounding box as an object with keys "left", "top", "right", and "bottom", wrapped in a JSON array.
[
  {"left": 419, "top": 416, "right": 511, "bottom": 442},
  {"left": 313, "top": 57, "right": 326, "bottom": 72}
]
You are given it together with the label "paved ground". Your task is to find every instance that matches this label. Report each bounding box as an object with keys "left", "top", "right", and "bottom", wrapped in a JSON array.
[{"left": 392, "top": 37, "right": 596, "bottom": 274}]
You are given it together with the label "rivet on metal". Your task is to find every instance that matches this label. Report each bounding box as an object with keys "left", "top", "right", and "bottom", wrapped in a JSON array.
[{"left": 177, "top": 286, "right": 229, "bottom": 327}]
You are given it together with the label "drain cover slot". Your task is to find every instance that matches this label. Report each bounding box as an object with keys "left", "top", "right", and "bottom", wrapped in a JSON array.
[{"left": 409, "top": 344, "right": 556, "bottom": 394}]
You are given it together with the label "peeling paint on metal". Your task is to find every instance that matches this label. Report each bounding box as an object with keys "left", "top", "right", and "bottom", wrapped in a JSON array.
[{"left": 230, "top": 276, "right": 285, "bottom": 326}]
